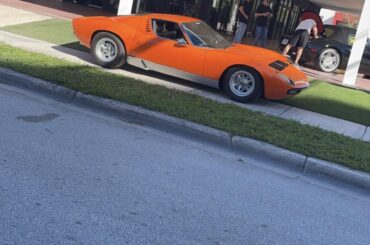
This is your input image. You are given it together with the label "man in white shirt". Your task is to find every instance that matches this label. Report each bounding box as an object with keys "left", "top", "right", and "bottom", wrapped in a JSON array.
[{"left": 282, "top": 18, "right": 319, "bottom": 67}]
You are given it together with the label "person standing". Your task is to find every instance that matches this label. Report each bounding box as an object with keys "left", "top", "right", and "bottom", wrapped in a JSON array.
[
  {"left": 233, "top": 0, "right": 252, "bottom": 43},
  {"left": 282, "top": 18, "right": 318, "bottom": 68},
  {"left": 219, "top": 4, "right": 230, "bottom": 32},
  {"left": 253, "top": 0, "right": 272, "bottom": 47}
]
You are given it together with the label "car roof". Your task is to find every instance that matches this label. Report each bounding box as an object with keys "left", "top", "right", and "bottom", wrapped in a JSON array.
[{"left": 141, "top": 13, "right": 200, "bottom": 23}]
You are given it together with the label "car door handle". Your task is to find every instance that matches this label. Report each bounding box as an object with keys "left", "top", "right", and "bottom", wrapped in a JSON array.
[{"left": 174, "top": 43, "right": 186, "bottom": 48}]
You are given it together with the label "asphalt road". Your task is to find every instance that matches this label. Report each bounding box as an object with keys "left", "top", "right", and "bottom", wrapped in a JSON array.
[{"left": 1, "top": 83, "right": 370, "bottom": 245}]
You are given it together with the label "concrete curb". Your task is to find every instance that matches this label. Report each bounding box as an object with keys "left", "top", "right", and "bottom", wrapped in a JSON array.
[
  {"left": 1, "top": 67, "right": 370, "bottom": 191},
  {"left": 0, "top": 66, "right": 76, "bottom": 102},
  {"left": 305, "top": 158, "right": 370, "bottom": 190},
  {"left": 231, "top": 136, "right": 307, "bottom": 171},
  {"left": 73, "top": 91, "right": 232, "bottom": 149}
]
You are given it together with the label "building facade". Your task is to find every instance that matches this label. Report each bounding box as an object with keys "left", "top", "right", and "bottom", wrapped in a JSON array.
[
  {"left": 64, "top": 0, "right": 320, "bottom": 40},
  {"left": 62, "top": 0, "right": 120, "bottom": 12}
]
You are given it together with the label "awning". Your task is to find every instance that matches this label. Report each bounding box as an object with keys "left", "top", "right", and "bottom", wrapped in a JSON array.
[{"left": 310, "top": 0, "right": 365, "bottom": 14}]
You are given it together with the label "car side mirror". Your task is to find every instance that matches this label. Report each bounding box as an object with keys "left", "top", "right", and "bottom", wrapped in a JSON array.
[{"left": 175, "top": 38, "right": 187, "bottom": 47}]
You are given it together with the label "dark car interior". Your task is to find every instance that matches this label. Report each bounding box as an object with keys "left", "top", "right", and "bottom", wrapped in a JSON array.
[{"left": 152, "top": 19, "right": 185, "bottom": 42}]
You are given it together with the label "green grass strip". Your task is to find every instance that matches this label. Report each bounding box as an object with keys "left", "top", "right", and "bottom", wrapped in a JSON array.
[
  {"left": 1, "top": 43, "right": 370, "bottom": 173},
  {"left": 1, "top": 19, "right": 76, "bottom": 45},
  {"left": 282, "top": 80, "right": 370, "bottom": 126},
  {"left": 0, "top": 19, "right": 88, "bottom": 52}
]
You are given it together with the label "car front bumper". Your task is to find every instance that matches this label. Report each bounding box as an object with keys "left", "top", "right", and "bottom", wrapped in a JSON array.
[
  {"left": 258, "top": 62, "right": 310, "bottom": 100},
  {"left": 287, "top": 80, "right": 310, "bottom": 95}
]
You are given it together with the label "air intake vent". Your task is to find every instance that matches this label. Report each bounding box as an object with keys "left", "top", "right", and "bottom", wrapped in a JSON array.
[
  {"left": 145, "top": 19, "right": 151, "bottom": 33},
  {"left": 269, "top": 60, "right": 289, "bottom": 71}
]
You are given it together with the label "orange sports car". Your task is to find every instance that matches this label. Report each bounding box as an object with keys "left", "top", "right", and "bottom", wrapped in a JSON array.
[{"left": 72, "top": 14, "right": 309, "bottom": 103}]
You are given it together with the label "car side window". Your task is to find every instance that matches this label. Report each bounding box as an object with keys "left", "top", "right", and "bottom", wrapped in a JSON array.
[
  {"left": 324, "top": 27, "right": 335, "bottom": 38},
  {"left": 152, "top": 19, "right": 186, "bottom": 43}
]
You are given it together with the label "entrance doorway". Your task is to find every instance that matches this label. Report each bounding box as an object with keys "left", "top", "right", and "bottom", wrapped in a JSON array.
[
  {"left": 88, "top": 0, "right": 103, "bottom": 8},
  {"left": 133, "top": 0, "right": 219, "bottom": 27},
  {"left": 63, "top": 0, "right": 119, "bottom": 13}
]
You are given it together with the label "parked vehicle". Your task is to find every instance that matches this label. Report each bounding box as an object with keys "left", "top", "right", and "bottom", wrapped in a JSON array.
[
  {"left": 280, "top": 25, "right": 370, "bottom": 76},
  {"left": 73, "top": 14, "right": 309, "bottom": 103}
]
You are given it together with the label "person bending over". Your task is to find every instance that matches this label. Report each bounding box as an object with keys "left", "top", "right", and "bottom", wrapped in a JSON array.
[{"left": 282, "top": 18, "right": 318, "bottom": 68}]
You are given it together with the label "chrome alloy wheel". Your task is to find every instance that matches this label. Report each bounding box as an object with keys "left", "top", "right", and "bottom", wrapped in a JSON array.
[
  {"left": 95, "top": 38, "right": 118, "bottom": 63},
  {"left": 319, "top": 49, "right": 340, "bottom": 72},
  {"left": 229, "top": 71, "right": 256, "bottom": 97}
]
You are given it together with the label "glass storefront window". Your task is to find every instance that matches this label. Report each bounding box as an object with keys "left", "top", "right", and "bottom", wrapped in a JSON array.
[
  {"left": 133, "top": 0, "right": 221, "bottom": 29},
  {"left": 183, "top": 0, "right": 201, "bottom": 18},
  {"left": 63, "top": 0, "right": 119, "bottom": 13},
  {"left": 89, "top": 0, "right": 103, "bottom": 8},
  {"left": 134, "top": 0, "right": 202, "bottom": 17}
]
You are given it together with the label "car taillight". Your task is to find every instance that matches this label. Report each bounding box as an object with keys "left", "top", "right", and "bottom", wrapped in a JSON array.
[{"left": 310, "top": 48, "right": 318, "bottom": 53}]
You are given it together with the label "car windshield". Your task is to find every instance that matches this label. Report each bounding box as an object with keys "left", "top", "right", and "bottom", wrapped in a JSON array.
[{"left": 182, "top": 21, "right": 231, "bottom": 49}]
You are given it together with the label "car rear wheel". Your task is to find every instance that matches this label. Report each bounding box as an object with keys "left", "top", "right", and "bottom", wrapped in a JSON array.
[
  {"left": 222, "top": 67, "right": 263, "bottom": 103},
  {"left": 316, "top": 48, "right": 341, "bottom": 73},
  {"left": 91, "top": 32, "right": 126, "bottom": 69}
]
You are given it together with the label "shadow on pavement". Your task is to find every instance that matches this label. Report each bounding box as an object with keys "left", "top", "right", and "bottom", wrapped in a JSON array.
[{"left": 60, "top": 42, "right": 89, "bottom": 53}]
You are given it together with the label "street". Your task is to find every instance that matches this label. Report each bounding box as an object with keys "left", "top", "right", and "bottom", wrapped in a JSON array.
[{"left": 1, "top": 83, "right": 370, "bottom": 245}]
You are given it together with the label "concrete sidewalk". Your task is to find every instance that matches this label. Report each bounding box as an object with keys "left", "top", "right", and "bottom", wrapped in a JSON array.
[
  {"left": 0, "top": 4, "right": 369, "bottom": 142},
  {"left": 0, "top": 4, "right": 50, "bottom": 27},
  {"left": 0, "top": 0, "right": 113, "bottom": 19}
]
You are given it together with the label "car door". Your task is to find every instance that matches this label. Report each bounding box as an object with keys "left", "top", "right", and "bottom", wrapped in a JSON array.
[
  {"left": 360, "top": 39, "right": 370, "bottom": 75},
  {"left": 337, "top": 28, "right": 354, "bottom": 65},
  {"left": 131, "top": 18, "right": 206, "bottom": 78}
]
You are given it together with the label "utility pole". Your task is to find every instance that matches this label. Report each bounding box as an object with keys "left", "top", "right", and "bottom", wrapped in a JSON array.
[
  {"left": 343, "top": 0, "right": 370, "bottom": 85},
  {"left": 117, "top": 0, "right": 134, "bottom": 15}
]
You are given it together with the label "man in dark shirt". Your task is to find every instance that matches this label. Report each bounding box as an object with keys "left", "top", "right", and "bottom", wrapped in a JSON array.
[
  {"left": 219, "top": 4, "right": 230, "bottom": 32},
  {"left": 253, "top": 0, "right": 272, "bottom": 47},
  {"left": 233, "top": 0, "right": 252, "bottom": 43}
]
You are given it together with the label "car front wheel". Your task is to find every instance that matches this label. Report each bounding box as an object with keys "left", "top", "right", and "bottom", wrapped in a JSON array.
[
  {"left": 316, "top": 48, "right": 341, "bottom": 73},
  {"left": 91, "top": 32, "right": 126, "bottom": 69},
  {"left": 222, "top": 67, "right": 263, "bottom": 103}
]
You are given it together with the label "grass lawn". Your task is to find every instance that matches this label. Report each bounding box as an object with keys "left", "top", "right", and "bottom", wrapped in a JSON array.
[
  {"left": 0, "top": 19, "right": 88, "bottom": 52},
  {"left": 282, "top": 80, "right": 370, "bottom": 126},
  {"left": 1, "top": 43, "right": 370, "bottom": 174},
  {"left": 2, "top": 19, "right": 370, "bottom": 126}
]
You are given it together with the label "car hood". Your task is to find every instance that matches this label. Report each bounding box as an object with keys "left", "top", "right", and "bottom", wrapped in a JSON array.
[{"left": 221, "top": 44, "right": 289, "bottom": 65}]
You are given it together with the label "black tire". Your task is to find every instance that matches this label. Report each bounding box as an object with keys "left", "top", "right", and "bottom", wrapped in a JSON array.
[
  {"left": 222, "top": 66, "right": 263, "bottom": 103},
  {"left": 91, "top": 32, "right": 126, "bottom": 69},
  {"left": 315, "top": 48, "right": 341, "bottom": 73}
]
